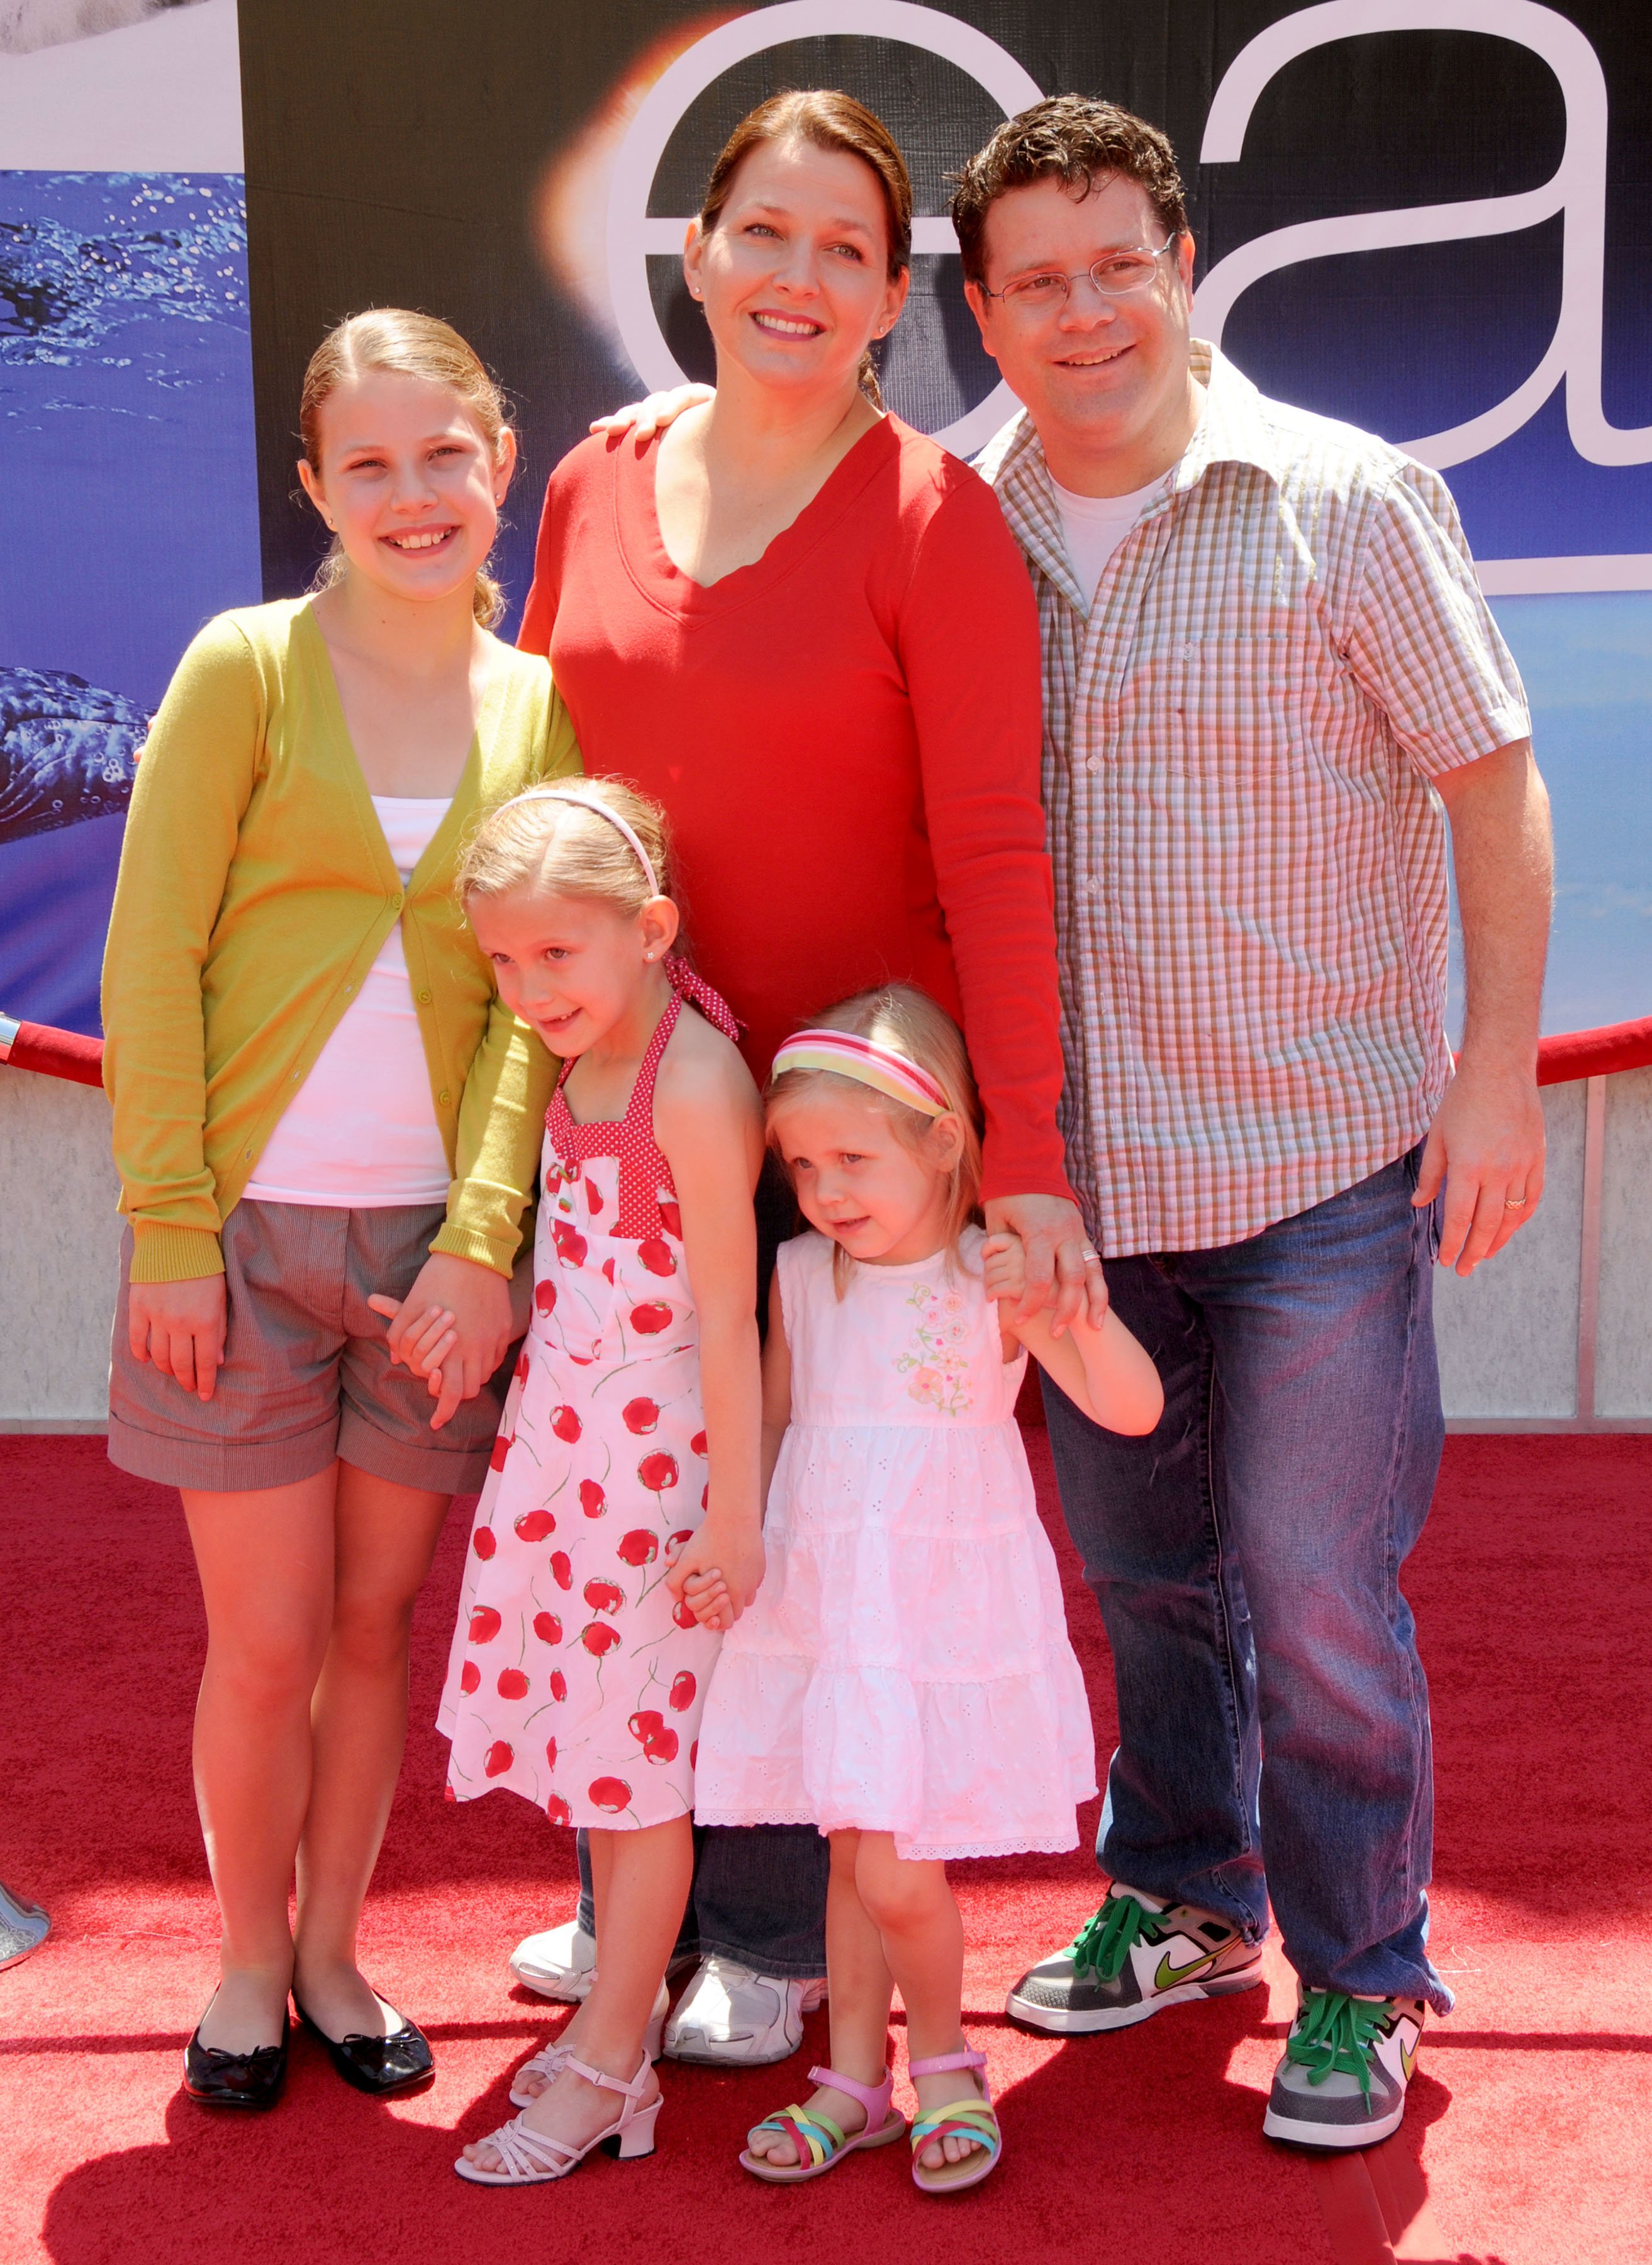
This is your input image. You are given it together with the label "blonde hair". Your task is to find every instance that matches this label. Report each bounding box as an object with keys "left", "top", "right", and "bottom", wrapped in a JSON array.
[
  {"left": 457, "top": 776, "right": 674, "bottom": 921},
  {"left": 766, "top": 983, "right": 984, "bottom": 1292},
  {"left": 299, "top": 308, "right": 511, "bottom": 629}
]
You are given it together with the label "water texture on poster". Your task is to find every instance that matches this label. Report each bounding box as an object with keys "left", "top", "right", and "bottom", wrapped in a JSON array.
[
  {"left": 0, "top": 0, "right": 254, "bottom": 1035},
  {"left": 0, "top": 168, "right": 257, "bottom": 1032}
]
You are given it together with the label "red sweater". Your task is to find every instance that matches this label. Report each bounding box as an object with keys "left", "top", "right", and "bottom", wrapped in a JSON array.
[{"left": 518, "top": 414, "right": 1069, "bottom": 1202}]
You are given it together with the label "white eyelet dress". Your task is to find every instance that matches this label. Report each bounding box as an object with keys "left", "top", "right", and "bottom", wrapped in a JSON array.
[
  {"left": 693, "top": 1226, "right": 1097, "bottom": 1860},
  {"left": 437, "top": 961, "right": 736, "bottom": 1829}
]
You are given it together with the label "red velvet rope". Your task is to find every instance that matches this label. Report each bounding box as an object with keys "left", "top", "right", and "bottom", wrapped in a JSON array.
[
  {"left": 3, "top": 1014, "right": 1651, "bottom": 1093},
  {"left": 1534, "top": 1014, "right": 1652, "bottom": 1087},
  {"left": 0, "top": 1020, "right": 106, "bottom": 1088}
]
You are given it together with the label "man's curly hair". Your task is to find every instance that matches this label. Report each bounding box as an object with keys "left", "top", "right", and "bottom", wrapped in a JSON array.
[{"left": 950, "top": 96, "right": 1188, "bottom": 284}]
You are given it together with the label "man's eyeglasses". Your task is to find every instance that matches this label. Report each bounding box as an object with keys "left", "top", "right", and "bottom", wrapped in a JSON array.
[{"left": 979, "top": 242, "right": 1180, "bottom": 312}]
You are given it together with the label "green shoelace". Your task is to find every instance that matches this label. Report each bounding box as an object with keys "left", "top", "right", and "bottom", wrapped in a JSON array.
[
  {"left": 1285, "top": 1991, "right": 1390, "bottom": 2101},
  {"left": 1068, "top": 1892, "right": 1171, "bottom": 1983}
]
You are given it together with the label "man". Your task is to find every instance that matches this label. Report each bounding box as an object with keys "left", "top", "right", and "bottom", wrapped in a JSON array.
[{"left": 952, "top": 99, "right": 1549, "bottom": 2149}]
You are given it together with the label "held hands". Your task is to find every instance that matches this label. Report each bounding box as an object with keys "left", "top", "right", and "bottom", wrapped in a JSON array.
[
  {"left": 983, "top": 1228, "right": 1164, "bottom": 1437},
  {"left": 1414, "top": 1054, "right": 1546, "bottom": 1275},
  {"left": 128, "top": 1275, "right": 227, "bottom": 1401},
  {"left": 980, "top": 1229, "right": 1029, "bottom": 1316},
  {"left": 664, "top": 1516, "right": 766, "bottom": 1634},
  {"left": 588, "top": 383, "right": 713, "bottom": 445},
  {"left": 367, "top": 1252, "right": 515, "bottom": 1431},
  {"left": 981, "top": 1193, "right": 1108, "bottom": 1334}
]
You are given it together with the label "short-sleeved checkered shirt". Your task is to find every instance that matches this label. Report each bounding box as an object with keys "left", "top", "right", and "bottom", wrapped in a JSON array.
[{"left": 975, "top": 342, "right": 1531, "bottom": 1258}]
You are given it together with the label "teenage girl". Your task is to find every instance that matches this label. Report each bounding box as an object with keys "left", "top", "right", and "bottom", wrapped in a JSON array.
[
  {"left": 101, "top": 310, "right": 580, "bottom": 2108},
  {"left": 691, "top": 985, "right": 1164, "bottom": 2194},
  {"left": 433, "top": 781, "right": 765, "bottom": 2185}
]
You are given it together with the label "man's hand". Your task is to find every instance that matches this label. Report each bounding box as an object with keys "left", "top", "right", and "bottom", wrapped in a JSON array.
[
  {"left": 981, "top": 1192, "right": 1107, "bottom": 1333},
  {"left": 128, "top": 1275, "right": 227, "bottom": 1401},
  {"left": 588, "top": 383, "right": 713, "bottom": 445},
  {"left": 1415, "top": 1054, "right": 1546, "bottom": 1275},
  {"left": 1424, "top": 737, "right": 1552, "bottom": 1277},
  {"left": 370, "top": 1252, "right": 513, "bottom": 1430}
]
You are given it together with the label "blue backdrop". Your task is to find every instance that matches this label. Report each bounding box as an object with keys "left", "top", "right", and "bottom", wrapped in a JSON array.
[
  {"left": 1, "top": 3, "right": 1646, "bottom": 1042},
  {"left": 0, "top": 169, "right": 258, "bottom": 1032}
]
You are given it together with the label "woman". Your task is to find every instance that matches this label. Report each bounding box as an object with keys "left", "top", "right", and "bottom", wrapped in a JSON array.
[
  {"left": 102, "top": 311, "right": 579, "bottom": 2108},
  {"left": 511, "top": 90, "right": 1097, "bottom": 2075}
]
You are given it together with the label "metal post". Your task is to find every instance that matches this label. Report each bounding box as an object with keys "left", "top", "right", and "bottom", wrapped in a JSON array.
[{"left": 1575, "top": 1075, "right": 1607, "bottom": 1423}]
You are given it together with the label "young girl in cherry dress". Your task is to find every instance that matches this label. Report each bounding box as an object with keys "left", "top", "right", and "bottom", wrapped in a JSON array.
[
  {"left": 430, "top": 780, "right": 765, "bottom": 2186},
  {"left": 691, "top": 985, "right": 1164, "bottom": 2196}
]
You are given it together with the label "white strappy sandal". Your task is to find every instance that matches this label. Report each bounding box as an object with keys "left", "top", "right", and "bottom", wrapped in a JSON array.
[
  {"left": 455, "top": 2050, "right": 661, "bottom": 2186},
  {"left": 508, "top": 1981, "right": 667, "bottom": 2108}
]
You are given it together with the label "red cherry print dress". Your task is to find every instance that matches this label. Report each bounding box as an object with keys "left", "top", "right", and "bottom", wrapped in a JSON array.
[{"left": 438, "top": 961, "right": 734, "bottom": 1829}]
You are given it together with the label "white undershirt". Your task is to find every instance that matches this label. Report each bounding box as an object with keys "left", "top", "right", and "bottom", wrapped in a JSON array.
[
  {"left": 1047, "top": 467, "right": 1169, "bottom": 605},
  {"left": 244, "top": 796, "right": 453, "bottom": 1208}
]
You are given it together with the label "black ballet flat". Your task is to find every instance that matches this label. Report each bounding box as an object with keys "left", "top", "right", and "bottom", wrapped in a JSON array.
[
  {"left": 294, "top": 1998, "right": 435, "bottom": 2096},
  {"left": 183, "top": 2017, "right": 290, "bottom": 2110}
]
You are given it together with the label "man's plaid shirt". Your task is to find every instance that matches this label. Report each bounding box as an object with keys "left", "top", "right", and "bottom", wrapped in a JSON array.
[{"left": 976, "top": 343, "right": 1531, "bottom": 1256}]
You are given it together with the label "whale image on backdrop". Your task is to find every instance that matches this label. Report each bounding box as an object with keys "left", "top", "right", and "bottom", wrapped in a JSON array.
[
  {"left": 0, "top": 669, "right": 145, "bottom": 844},
  {"left": 0, "top": 164, "right": 257, "bottom": 1033}
]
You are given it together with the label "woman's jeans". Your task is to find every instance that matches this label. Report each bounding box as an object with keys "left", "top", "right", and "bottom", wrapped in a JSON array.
[{"left": 1042, "top": 1147, "right": 1453, "bottom": 2015}]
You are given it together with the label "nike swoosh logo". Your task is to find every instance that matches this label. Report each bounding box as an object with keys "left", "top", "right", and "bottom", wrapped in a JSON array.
[
  {"left": 1400, "top": 2036, "right": 1418, "bottom": 2083},
  {"left": 1154, "top": 1947, "right": 1219, "bottom": 1990}
]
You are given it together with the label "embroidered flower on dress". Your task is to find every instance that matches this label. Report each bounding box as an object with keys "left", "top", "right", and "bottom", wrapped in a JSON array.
[{"left": 895, "top": 1280, "right": 974, "bottom": 1416}]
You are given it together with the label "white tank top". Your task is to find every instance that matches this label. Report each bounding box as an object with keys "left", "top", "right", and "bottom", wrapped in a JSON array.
[{"left": 244, "top": 795, "right": 452, "bottom": 1208}]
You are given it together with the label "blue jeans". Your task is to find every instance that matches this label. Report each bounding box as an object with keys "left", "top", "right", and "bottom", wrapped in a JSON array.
[
  {"left": 1043, "top": 1148, "right": 1452, "bottom": 2015},
  {"left": 575, "top": 1825, "right": 829, "bottom": 1978}
]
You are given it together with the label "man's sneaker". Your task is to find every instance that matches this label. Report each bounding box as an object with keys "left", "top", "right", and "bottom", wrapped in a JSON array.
[
  {"left": 509, "top": 1920, "right": 698, "bottom": 2003},
  {"left": 508, "top": 1920, "right": 597, "bottom": 2002},
  {"left": 662, "top": 1955, "right": 827, "bottom": 2066},
  {"left": 1263, "top": 1989, "right": 1424, "bottom": 2149},
  {"left": 1006, "top": 1884, "right": 1264, "bottom": 2033},
  {"left": 0, "top": 1882, "right": 50, "bottom": 1971}
]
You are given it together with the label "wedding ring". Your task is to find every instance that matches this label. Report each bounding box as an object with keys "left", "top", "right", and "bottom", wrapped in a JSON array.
[
  {"left": 1504, "top": 1195, "right": 1527, "bottom": 1209},
  {"left": 1080, "top": 1246, "right": 1102, "bottom": 1262}
]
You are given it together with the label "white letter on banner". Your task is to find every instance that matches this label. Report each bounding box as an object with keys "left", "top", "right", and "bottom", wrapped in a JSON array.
[{"left": 1194, "top": 1, "right": 1652, "bottom": 469}]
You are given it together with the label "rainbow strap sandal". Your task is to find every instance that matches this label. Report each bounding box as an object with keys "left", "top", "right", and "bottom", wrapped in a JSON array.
[
  {"left": 740, "top": 2064, "right": 907, "bottom": 2183},
  {"left": 907, "top": 2047, "right": 1002, "bottom": 2195}
]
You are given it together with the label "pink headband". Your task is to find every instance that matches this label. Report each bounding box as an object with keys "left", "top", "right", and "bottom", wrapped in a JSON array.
[
  {"left": 494, "top": 785, "right": 661, "bottom": 896},
  {"left": 771, "top": 1029, "right": 951, "bottom": 1117}
]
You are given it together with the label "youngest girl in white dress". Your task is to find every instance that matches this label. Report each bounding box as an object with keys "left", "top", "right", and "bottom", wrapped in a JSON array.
[{"left": 689, "top": 985, "right": 1164, "bottom": 2199}]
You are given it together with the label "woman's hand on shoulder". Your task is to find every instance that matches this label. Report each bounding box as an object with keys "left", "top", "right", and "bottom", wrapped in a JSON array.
[
  {"left": 589, "top": 383, "right": 714, "bottom": 445},
  {"left": 128, "top": 1275, "right": 227, "bottom": 1401}
]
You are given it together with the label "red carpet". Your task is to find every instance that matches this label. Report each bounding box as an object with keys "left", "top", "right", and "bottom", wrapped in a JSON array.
[{"left": 1, "top": 1431, "right": 1648, "bottom": 2264}]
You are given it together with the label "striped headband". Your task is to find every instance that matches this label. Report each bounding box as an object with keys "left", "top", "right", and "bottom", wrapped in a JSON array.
[
  {"left": 771, "top": 1029, "right": 951, "bottom": 1117},
  {"left": 494, "top": 785, "right": 661, "bottom": 897}
]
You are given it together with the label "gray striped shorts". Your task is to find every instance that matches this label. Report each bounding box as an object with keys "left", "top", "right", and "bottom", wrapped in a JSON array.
[{"left": 108, "top": 1199, "right": 512, "bottom": 1496}]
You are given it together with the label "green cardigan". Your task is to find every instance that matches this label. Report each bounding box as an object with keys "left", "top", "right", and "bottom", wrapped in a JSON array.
[{"left": 103, "top": 598, "right": 581, "bottom": 1284}]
